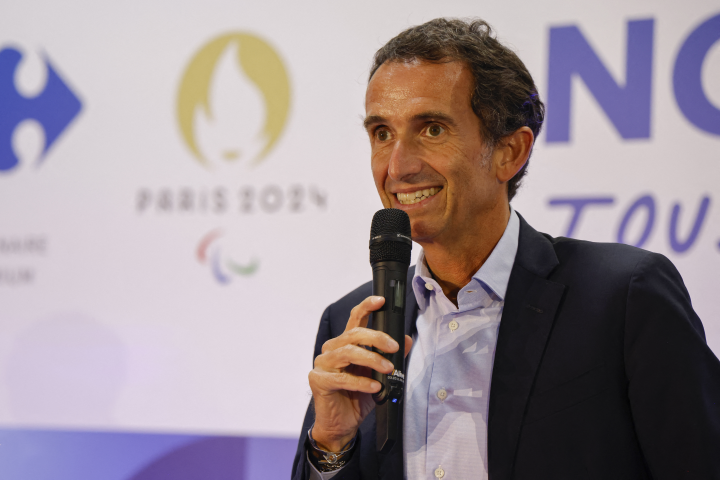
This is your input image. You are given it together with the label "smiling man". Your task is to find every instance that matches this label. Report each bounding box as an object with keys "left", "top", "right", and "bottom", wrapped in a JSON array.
[{"left": 292, "top": 18, "right": 720, "bottom": 480}]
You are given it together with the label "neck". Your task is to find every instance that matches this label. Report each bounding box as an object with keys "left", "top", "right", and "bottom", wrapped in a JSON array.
[{"left": 421, "top": 204, "right": 511, "bottom": 306}]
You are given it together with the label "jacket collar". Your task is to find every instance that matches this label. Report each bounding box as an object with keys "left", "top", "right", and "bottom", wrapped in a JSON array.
[
  {"left": 512, "top": 212, "right": 559, "bottom": 278},
  {"left": 403, "top": 211, "right": 559, "bottom": 336}
]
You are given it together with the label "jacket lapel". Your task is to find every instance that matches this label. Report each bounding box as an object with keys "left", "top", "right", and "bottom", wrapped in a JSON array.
[
  {"left": 488, "top": 214, "right": 566, "bottom": 480},
  {"left": 405, "top": 265, "right": 419, "bottom": 337}
]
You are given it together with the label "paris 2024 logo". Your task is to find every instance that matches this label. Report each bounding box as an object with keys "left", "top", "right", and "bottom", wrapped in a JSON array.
[{"left": 176, "top": 33, "right": 291, "bottom": 170}]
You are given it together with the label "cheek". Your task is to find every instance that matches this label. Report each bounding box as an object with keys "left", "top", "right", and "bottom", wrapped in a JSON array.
[
  {"left": 370, "top": 152, "right": 388, "bottom": 187},
  {"left": 370, "top": 158, "right": 392, "bottom": 208},
  {"left": 431, "top": 146, "right": 472, "bottom": 184},
  {"left": 442, "top": 149, "right": 494, "bottom": 201}
]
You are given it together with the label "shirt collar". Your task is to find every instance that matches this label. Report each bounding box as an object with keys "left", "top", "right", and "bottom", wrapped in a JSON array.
[{"left": 412, "top": 209, "right": 520, "bottom": 308}]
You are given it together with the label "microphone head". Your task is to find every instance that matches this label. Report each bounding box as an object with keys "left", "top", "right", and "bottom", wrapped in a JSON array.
[{"left": 369, "top": 208, "right": 412, "bottom": 265}]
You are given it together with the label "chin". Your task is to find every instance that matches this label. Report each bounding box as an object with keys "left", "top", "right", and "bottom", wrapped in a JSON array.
[{"left": 409, "top": 220, "right": 439, "bottom": 244}]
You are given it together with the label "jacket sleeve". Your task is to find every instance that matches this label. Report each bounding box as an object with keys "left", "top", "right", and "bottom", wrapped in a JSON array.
[
  {"left": 290, "top": 304, "right": 364, "bottom": 480},
  {"left": 624, "top": 252, "right": 720, "bottom": 479},
  {"left": 292, "top": 305, "right": 331, "bottom": 480}
]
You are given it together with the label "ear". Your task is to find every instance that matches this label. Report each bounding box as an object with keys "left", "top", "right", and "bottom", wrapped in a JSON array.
[{"left": 495, "top": 126, "right": 534, "bottom": 184}]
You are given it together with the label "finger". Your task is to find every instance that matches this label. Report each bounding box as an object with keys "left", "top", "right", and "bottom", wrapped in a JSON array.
[
  {"left": 404, "top": 335, "right": 413, "bottom": 359},
  {"left": 309, "top": 369, "right": 382, "bottom": 394},
  {"left": 345, "top": 296, "right": 385, "bottom": 331},
  {"left": 322, "top": 326, "right": 398, "bottom": 354},
  {"left": 315, "top": 343, "right": 394, "bottom": 374}
]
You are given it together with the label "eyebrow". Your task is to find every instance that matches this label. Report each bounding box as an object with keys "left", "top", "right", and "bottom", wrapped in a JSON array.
[
  {"left": 363, "top": 111, "right": 458, "bottom": 131},
  {"left": 363, "top": 115, "right": 386, "bottom": 131}
]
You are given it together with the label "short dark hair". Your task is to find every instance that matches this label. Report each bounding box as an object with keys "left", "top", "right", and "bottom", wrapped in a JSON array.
[{"left": 370, "top": 18, "right": 544, "bottom": 202}]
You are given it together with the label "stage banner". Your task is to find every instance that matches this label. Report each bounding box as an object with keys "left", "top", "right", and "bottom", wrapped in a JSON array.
[{"left": 0, "top": 0, "right": 718, "bottom": 477}]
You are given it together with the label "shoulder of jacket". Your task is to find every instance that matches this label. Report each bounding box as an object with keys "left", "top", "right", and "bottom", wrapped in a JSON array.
[{"left": 546, "top": 235, "right": 656, "bottom": 278}]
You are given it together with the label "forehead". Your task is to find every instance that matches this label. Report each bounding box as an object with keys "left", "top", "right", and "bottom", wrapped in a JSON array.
[{"left": 365, "top": 60, "right": 474, "bottom": 116}]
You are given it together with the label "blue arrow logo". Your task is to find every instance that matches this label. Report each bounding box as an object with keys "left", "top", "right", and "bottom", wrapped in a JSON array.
[{"left": 0, "top": 48, "right": 82, "bottom": 172}]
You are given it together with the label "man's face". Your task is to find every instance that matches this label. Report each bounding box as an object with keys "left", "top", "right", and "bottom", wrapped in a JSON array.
[{"left": 365, "top": 60, "right": 502, "bottom": 243}]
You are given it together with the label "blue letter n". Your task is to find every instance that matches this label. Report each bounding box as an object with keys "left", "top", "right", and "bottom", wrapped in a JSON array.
[{"left": 546, "top": 19, "right": 654, "bottom": 142}]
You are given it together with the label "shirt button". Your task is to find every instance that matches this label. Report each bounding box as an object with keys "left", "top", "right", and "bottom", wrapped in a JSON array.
[
  {"left": 435, "top": 466, "right": 445, "bottom": 478},
  {"left": 437, "top": 388, "right": 447, "bottom": 401},
  {"left": 425, "top": 282, "right": 434, "bottom": 291},
  {"left": 449, "top": 320, "right": 459, "bottom": 332}
]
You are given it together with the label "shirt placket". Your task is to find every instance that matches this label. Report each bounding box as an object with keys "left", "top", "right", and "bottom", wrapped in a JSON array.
[{"left": 425, "top": 309, "right": 456, "bottom": 478}]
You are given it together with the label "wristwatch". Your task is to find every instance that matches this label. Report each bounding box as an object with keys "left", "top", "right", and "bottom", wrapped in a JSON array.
[{"left": 306, "top": 425, "right": 357, "bottom": 472}]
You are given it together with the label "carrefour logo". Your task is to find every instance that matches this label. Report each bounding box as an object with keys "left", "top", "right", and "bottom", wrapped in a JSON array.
[
  {"left": 0, "top": 47, "right": 82, "bottom": 172},
  {"left": 176, "top": 32, "right": 291, "bottom": 168}
]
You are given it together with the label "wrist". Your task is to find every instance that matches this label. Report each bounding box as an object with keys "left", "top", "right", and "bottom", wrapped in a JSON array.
[
  {"left": 311, "top": 426, "right": 357, "bottom": 453},
  {"left": 306, "top": 425, "right": 357, "bottom": 473}
]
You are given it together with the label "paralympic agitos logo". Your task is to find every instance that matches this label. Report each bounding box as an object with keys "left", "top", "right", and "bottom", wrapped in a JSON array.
[{"left": 196, "top": 229, "right": 259, "bottom": 283}]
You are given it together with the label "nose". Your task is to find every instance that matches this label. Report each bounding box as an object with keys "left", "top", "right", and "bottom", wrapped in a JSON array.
[{"left": 387, "top": 137, "right": 422, "bottom": 182}]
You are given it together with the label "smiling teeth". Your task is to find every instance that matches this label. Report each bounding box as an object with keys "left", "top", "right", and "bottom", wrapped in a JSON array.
[{"left": 397, "top": 187, "right": 441, "bottom": 205}]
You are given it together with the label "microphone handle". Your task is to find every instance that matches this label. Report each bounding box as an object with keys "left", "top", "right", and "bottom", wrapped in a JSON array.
[{"left": 370, "top": 260, "right": 408, "bottom": 454}]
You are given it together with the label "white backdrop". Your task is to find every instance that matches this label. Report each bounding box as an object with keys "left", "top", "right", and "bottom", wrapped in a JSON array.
[{"left": 0, "top": 0, "right": 718, "bottom": 440}]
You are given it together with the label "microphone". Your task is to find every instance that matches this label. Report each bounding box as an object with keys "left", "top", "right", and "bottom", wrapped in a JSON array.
[{"left": 369, "top": 208, "right": 412, "bottom": 454}]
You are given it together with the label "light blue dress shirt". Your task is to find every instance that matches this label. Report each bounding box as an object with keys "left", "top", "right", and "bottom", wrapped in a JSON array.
[
  {"left": 310, "top": 210, "right": 519, "bottom": 480},
  {"left": 404, "top": 209, "right": 519, "bottom": 479}
]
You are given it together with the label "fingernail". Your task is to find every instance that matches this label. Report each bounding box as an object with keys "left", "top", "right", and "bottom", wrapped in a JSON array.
[
  {"left": 373, "top": 296, "right": 384, "bottom": 303},
  {"left": 387, "top": 339, "right": 399, "bottom": 350},
  {"left": 382, "top": 360, "right": 393, "bottom": 370},
  {"left": 371, "top": 381, "right": 381, "bottom": 391}
]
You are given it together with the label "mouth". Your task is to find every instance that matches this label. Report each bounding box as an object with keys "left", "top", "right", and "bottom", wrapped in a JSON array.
[{"left": 395, "top": 187, "right": 442, "bottom": 205}]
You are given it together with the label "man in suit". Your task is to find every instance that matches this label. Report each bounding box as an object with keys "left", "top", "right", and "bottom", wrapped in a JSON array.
[{"left": 292, "top": 18, "right": 720, "bottom": 479}]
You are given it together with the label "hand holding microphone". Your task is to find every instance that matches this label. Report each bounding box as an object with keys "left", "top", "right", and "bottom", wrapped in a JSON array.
[
  {"left": 368, "top": 209, "right": 412, "bottom": 453},
  {"left": 307, "top": 209, "right": 412, "bottom": 455}
]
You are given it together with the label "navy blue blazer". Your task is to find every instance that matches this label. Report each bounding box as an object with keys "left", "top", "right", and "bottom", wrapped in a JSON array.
[{"left": 292, "top": 214, "right": 720, "bottom": 479}]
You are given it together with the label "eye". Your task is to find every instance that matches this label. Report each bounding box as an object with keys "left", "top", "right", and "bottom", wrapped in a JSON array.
[
  {"left": 376, "top": 128, "right": 391, "bottom": 142},
  {"left": 427, "top": 124, "right": 445, "bottom": 137}
]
